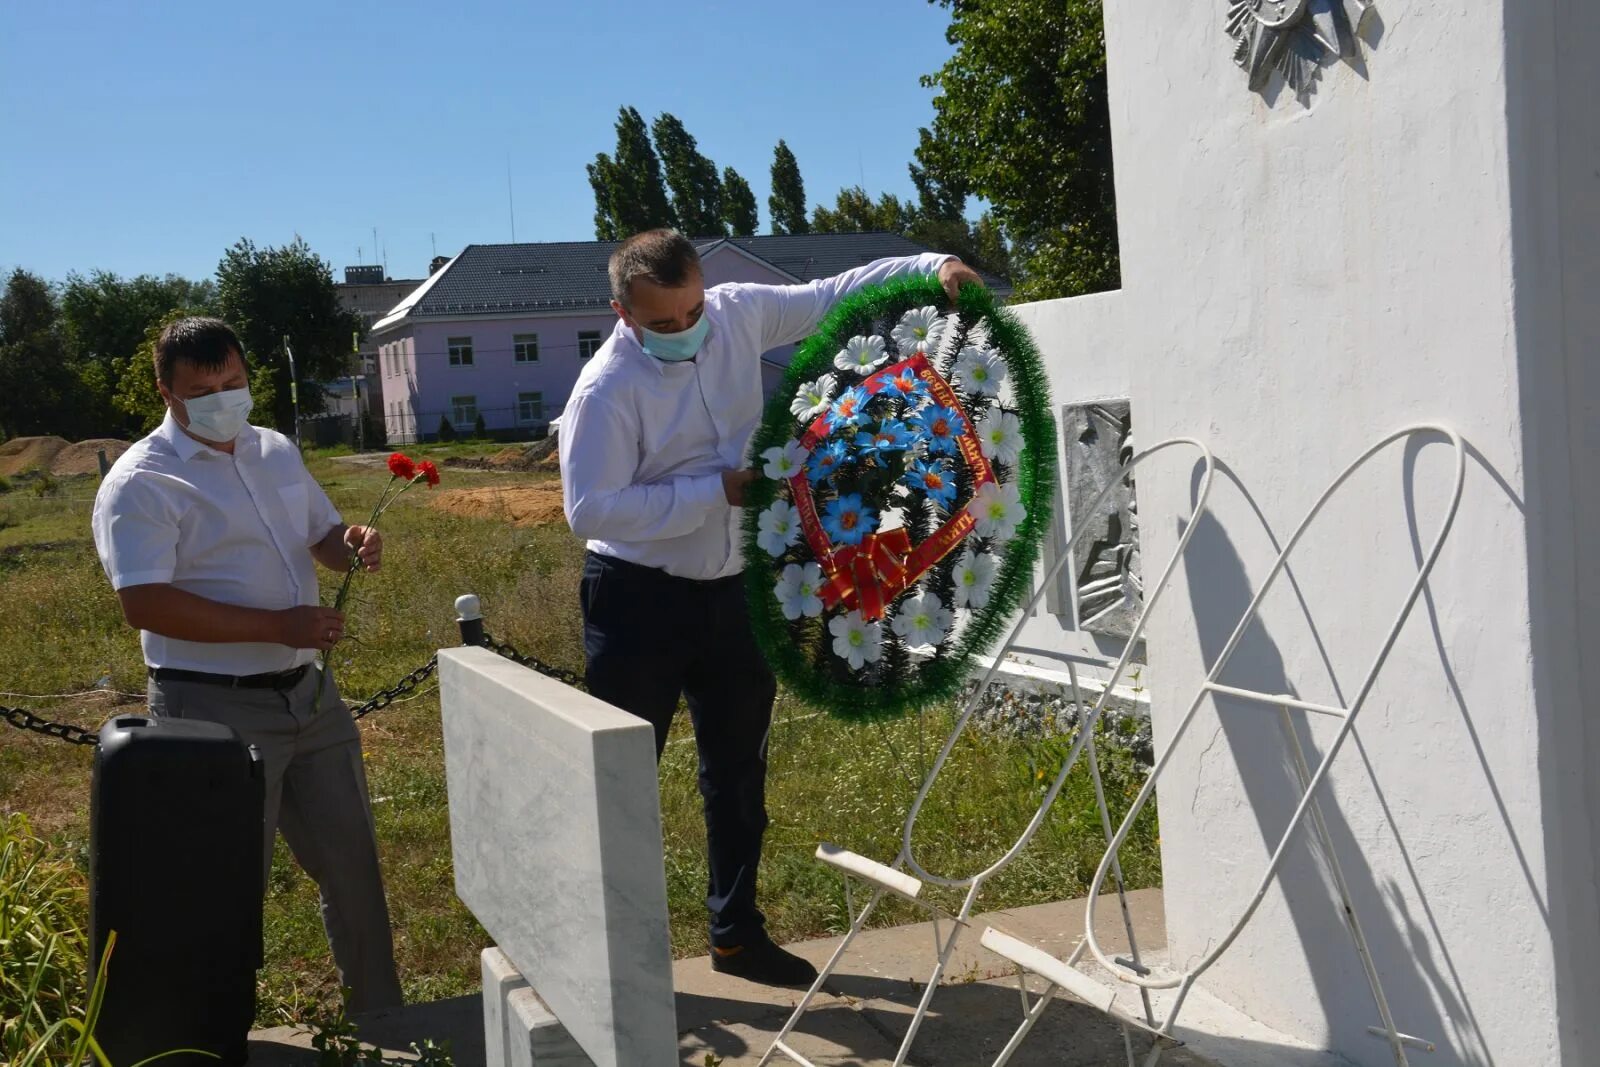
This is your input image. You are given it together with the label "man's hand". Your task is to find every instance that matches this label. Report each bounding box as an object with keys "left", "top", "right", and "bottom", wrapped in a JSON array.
[
  {"left": 938, "top": 258, "right": 985, "bottom": 305},
  {"left": 722, "top": 468, "right": 759, "bottom": 507},
  {"left": 343, "top": 524, "right": 382, "bottom": 573},
  {"left": 276, "top": 605, "right": 346, "bottom": 652}
]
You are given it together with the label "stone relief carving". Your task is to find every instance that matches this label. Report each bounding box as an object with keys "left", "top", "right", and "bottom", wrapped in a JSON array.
[
  {"left": 1226, "top": 0, "right": 1376, "bottom": 93},
  {"left": 1064, "top": 400, "right": 1142, "bottom": 639}
]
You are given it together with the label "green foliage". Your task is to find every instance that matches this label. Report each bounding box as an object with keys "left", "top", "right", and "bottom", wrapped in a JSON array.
[
  {"left": 587, "top": 107, "right": 677, "bottom": 240},
  {"left": 215, "top": 237, "right": 363, "bottom": 433},
  {"left": 767, "top": 140, "right": 810, "bottom": 235},
  {"left": 921, "top": 0, "right": 1118, "bottom": 298},
  {"left": 741, "top": 276, "right": 1056, "bottom": 722},
  {"left": 720, "top": 167, "right": 759, "bottom": 237},
  {"left": 1, "top": 813, "right": 88, "bottom": 1062},
  {"left": 61, "top": 271, "right": 214, "bottom": 366},
  {"left": 308, "top": 999, "right": 453, "bottom": 1067},
  {"left": 810, "top": 186, "right": 914, "bottom": 235},
  {"left": 471, "top": 413, "right": 487, "bottom": 440},
  {"left": 111, "top": 310, "right": 190, "bottom": 435},
  {"left": 652, "top": 113, "right": 725, "bottom": 238},
  {"left": 0, "top": 270, "right": 97, "bottom": 441},
  {"left": 435, "top": 415, "right": 455, "bottom": 443}
]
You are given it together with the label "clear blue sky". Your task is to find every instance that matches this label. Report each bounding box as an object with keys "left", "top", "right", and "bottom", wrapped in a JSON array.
[{"left": 1, "top": 1, "right": 960, "bottom": 285}]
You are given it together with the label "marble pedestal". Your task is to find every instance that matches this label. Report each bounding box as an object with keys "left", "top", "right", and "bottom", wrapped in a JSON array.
[{"left": 440, "top": 648, "right": 676, "bottom": 1067}]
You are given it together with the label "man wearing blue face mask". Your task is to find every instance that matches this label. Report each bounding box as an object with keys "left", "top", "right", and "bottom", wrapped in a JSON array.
[
  {"left": 91, "top": 317, "right": 403, "bottom": 1013},
  {"left": 560, "top": 230, "right": 982, "bottom": 986}
]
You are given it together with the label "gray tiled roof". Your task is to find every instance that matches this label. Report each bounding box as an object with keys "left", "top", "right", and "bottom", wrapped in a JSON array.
[{"left": 401, "top": 232, "right": 1010, "bottom": 320}]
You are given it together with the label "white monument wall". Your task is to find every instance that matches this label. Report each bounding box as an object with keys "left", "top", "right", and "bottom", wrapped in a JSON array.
[{"left": 1015, "top": 2, "right": 1598, "bottom": 1063}]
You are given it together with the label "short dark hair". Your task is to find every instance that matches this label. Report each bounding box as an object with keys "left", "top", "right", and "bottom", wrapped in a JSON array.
[
  {"left": 608, "top": 229, "right": 701, "bottom": 307},
  {"left": 153, "top": 316, "right": 245, "bottom": 385}
]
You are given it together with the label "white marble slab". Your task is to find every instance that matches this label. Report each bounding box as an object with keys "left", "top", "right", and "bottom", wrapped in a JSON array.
[
  {"left": 481, "top": 947, "right": 529, "bottom": 1067},
  {"left": 441, "top": 647, "right": 675, "bottom": 1067}
]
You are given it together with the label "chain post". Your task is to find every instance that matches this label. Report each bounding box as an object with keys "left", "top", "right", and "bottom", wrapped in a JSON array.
[{"left": 455, "top": 593, "right": 485, "bottom": 648}]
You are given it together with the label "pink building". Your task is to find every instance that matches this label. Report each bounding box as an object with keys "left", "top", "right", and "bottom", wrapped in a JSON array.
[{"left": 370, "top": 233, "right": 1007, "bottom": 443}]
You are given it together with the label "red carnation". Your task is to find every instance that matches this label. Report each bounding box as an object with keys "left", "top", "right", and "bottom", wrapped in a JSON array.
[
  {"left": 388, "top": 452, "right": 417, "bottom": 480},
  {"left": 417, "top": 460, "right": 441, "bottom": 488}
]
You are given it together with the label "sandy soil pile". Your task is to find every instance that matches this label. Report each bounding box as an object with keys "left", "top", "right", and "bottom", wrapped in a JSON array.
[
  {"left": 51, "top": 439, "right": 132, "bottom": 475},
  {"left": 427, "top": 481, "right": 568, "bottom": 528},
  {"left": 0, "top": 436, "right": 70, "bottom": 476}
]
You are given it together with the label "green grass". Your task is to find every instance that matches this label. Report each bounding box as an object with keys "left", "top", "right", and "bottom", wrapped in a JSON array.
[{"left": 0, "top": 444, "right": 1159, "bottom": 1027}]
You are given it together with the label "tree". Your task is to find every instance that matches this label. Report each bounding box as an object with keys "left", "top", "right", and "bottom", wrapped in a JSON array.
[
  {"left": 652, "top": 113, "right": 725, "bottom": 237},
  {"left": 588, "top": 106, "right": 677, "bottom": 240},
  {"left": 61, "top": 271, "right": 214, "bottom": 436},
  {"left": 0, "top": 269, "right": 92, "bottom": 440},
  {"left": 61, "top": 271, "right": 214, "bottom": 365},
  {"left": 214, "top": 237, "right": 362, "bottom": 433},
  {"left": 721, "top": 167, "right": 759, "bottom": 237},
  {"left": 111, "top": 310, "right": 188, "bottom": 434},
  {"left": 768, "top": 140, "right": 810, "bottom": 235},
  {"left": 811, "top": 186, "right": 914, "bottom": 235},
  {"left": 921, "top": 0, "right": 1118, "bottom": 298}
]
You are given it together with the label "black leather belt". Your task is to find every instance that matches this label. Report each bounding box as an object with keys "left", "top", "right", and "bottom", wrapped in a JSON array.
[{"left": 148, "top": 665, "right": 310, "bottom": 690}]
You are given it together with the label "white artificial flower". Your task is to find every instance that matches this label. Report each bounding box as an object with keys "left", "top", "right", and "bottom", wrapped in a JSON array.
[
  {"left": 953, "top": 346, "right": 1007, "bottom": 398},
  {"left": 976, "top": 410, "right": 1023, "bottom": 465},
  {"left": 967, "top": 480, "right": 1025, "bottom": 541},
  {"left": 834, "top": 334, "right": 890, "bottom": 373},
  {"left": 774, "top": 562, "right": 826, "bottom": 620},
  {"left": 761, "top": 439, "right": 810, "bottom": 480},
  {"left": 828, "top": 610, "right": 883, "bottom": 670},
  {"left": 952, "top": 548, "right": 999, "bottom": 610},
  {"left": 892, "top": 306, "right": 950, "bottom": 355},
  {"left": 757, "top": 499, "right": 802, "bottom": 556},
  {"left": 890, "top": 591, "right": 953, "bottom": 649},
  {"left": 791, "top": 373, "right": 838, "bottom": 421}
]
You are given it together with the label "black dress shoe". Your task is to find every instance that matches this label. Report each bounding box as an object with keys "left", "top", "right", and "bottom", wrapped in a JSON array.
[{"left": 710, "top": 935, "right": 820, "bottom": 987}]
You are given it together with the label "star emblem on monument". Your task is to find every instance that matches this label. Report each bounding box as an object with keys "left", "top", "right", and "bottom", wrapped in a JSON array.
[{"left": 1226, "top": 0, "right": 1376, "bottom": 93}]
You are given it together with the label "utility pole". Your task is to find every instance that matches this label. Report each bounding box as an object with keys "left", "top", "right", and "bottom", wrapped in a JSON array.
[{"left": 283, "top": 335, "right": 301, "bottom": 449}]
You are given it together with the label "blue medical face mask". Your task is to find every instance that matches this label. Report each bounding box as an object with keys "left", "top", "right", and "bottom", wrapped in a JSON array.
[
  {"left": 180, "top": 387, "right": 253, "bottom": 443},
  {"left": 639, "top": 314, "right": 711, "bottom": 362}
]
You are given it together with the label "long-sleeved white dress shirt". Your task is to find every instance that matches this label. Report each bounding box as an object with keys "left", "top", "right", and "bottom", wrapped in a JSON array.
[
  {"left": 559, "top": 252, "right": 952, "bottom": 580},
  {"left": 92, "top": 412, "right": 343, "bottom": 674}
]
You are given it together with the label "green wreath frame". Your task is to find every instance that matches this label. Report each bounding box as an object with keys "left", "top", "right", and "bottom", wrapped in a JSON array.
[{"left": 741, "top": 275, "right": 1057, "bottom": 722}]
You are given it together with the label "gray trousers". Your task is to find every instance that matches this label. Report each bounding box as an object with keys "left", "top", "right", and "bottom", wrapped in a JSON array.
[{"left": 146, "top": 666, "right": 404, "bottom": 1013}]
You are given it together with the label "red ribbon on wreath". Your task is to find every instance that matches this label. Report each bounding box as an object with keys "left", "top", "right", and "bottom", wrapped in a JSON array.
[{"left": 787, "top": 353, "right": 997, "bottom": 622}]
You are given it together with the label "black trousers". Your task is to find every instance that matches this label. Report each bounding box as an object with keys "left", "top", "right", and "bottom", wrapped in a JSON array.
[{"left": 580, "top": 551, "right": 777, "bottom": 947}]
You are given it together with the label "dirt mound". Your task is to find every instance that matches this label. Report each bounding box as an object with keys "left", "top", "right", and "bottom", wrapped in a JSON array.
[
  {"left": 51, "top": 439, "right": 131, "bottom": 476},
  {"left": 0, "top": 436, "right": 69, "bottom": 477},
  {"left": 428, "top": 482, "right": 568, "bottom": 528},
  {"left": 442, "top": 435, "right": 561, "bottom": 474}
]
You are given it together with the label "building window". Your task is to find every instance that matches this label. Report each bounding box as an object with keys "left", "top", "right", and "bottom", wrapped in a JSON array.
[
  {"left": 514, "top": 333, "right": 540, "bottom": 363},
  {"left": 517, "top": 392, "right": 544, "bottom": 425},
  {"left": 451, "top": 395, "right": 478, "bottom": 428},
  {"left": 448, "top": 336, "right": 474, "bottom": 366},
  {"left": 577, "top": 330, "right": 603, "bottom": 359}
]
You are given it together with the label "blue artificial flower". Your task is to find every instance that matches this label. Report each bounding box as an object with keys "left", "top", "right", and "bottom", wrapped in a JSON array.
[
  {"left": 826, "top": 386, "right": 873, "bottom": 433},
  {"left": 912, "top": 404, "right": 968, "bottom": 456},
  {"left": 903, "top": 458, "right": 958, "bottom": 509},
  {"left": 807, "top": 439, "right": 851, "bottom": 484},
  {"left": 821, "top": 493, "right": 879, "bottom": 546},
  {"left": 882, "top": 366, "right": 928, "bottom": 400},
  {"left": 854, "top": 419, "right": 913, "bottom": 466}
]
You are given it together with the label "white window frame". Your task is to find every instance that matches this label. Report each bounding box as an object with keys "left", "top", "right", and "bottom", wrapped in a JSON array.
[
  {"left": 448, "top": 336, "right": 475, "bottom": 367},
  {"left": 513, "top": 333, "right": 540, "bottom": 364},
  {"left": 450, "top": 394, "right": 478, "bottom": 429},
  {"left": 516, "top": 391, "right": 544, "bottom": 426},
  {"left": 577, "top": 330, "right": 603, "bottom": 360}
]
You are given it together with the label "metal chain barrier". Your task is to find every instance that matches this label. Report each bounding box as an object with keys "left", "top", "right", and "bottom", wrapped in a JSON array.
[
  {"left": 1, "top": 705, "right": 102, "bottom": 746},
  {"left": 347, "top": 655, "right": 440, "bottom": 721},
  {"left": 2, "top": 635, "right": 583, "bottom": 745},
  {"left": 480, "top": 632, "right": 587, "bottom": 690}
]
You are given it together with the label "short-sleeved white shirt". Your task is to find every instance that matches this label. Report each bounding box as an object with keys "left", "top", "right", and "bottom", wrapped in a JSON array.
[{"left": 92, "top": 412, "right": 342, "bottom": 675}]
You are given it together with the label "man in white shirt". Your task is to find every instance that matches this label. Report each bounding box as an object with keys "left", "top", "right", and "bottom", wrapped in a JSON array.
[
  {"left": 92, "top": 317, "right": 402, "bottom": 1013},
  {"left": 560, "top": 230, "right": 981, "bottom": 985}
]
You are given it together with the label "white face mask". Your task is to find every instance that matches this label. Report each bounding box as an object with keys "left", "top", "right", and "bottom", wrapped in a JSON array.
[{"left": 179, "top": 387, "right": 253, "bottom": 443}]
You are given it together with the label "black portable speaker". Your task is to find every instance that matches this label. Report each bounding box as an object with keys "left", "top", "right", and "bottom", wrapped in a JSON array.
[{"left": 89, "top": 715, "right": 265, "bottom": 1067}]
